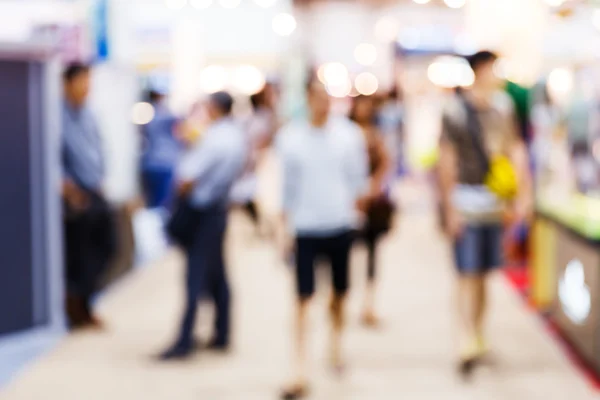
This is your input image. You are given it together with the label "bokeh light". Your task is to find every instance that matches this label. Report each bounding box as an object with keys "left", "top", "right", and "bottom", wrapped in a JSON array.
[
  {"left": 254, "top": 0, "right": 278, "bottom": 8},
  {"left": 272, "top": 13, "right": 297, "bottom": 36},
  {"left": 199, "top": 65, "right": 228, "bottom": 93},
  {"left": 427, "top": 56, "right": 475, "bottom": 88},
  {"left": 219, "top": 0, "right": 241, "bottom": 8},
  {"left": 190, "top": 0, "right": 213, "bottom": 9},
  {"left": 444, "top": 0, "right": 466, "bottom": 9},
  {"left": 545, "top": 0, "right": 565, "bottom": 7},
  {"left": 165, "top": 0, "right": 188, "bottom": 9},
  {"left": 234, "top": 65, "right": 266, "bottom": 95},
  {"left": 321, "top": 62, "right": 349, "bottom": 86},
  {"left": 548, "top": 67, "right": 574, "bottom": 101},
  {"left": 354, "top": 72, "right": 379, "bottom": 96},
  {"left": 131, "top": 102, "right": 155, "bottom": 125},
  {"left": 413, "top": 0, "right": 431, "bottom": 4},
  {"left": 326, "top": 78, "right": 352, "bottom": 98},
  {"left": 354, "top": 43, "right": 378, "bottom": 66}
]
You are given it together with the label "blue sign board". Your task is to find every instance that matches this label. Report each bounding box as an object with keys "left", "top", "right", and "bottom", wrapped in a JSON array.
[{"left": 94, "top": 0, "right": 109, "bottom": 61}]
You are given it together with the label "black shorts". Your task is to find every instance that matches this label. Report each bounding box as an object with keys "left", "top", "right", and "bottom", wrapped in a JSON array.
[{"left": 295, "top": 231, "right": 353, "bottom": 299}]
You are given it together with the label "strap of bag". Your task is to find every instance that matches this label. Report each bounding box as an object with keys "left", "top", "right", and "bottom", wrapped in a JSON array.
[{"left": 457, "top": 91, "right": 490, "bottom": 174}]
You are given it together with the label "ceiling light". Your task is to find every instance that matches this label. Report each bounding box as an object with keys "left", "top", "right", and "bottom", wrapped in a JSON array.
[
  {"left": 190, "top": 0, "right": 213, "bottom": 8},
  {"left": 354, "top": 43, "right": 378, "bottom": 66},
  {"left": 254, "top": 0, "right": 278, "bottom": 8},
  {"left": 355, "top": 72, "right": 379, "bottom": 96},
  {"left": 165, "top": 0, "right": 188, "bottom": 9},
  {"left": 272, "top": 13, "right": 297, "bottom": 36},
  {"left": 219, "top": 0, "right": 241, "bottom": 8},
  {"left": 444, "top": 0, "right": 467, "bottom": 9}
]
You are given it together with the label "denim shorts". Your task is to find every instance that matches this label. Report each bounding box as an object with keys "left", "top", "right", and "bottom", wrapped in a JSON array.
[{"left": 454, "top": 224, "right": 503, "bottom": 275}]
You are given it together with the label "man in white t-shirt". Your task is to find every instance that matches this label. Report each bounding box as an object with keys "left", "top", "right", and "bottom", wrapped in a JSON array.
[{"left": 277, "top": 78, "right": 368, "bottom": 399}]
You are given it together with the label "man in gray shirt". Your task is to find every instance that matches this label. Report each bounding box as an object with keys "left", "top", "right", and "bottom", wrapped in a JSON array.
[
  {"left": 277, "top": 78, "right": 368, "bottom": 399},
  {"left": 159, "top": 91, "right": 247, "bottom": 360},
  {"left": 62, "top": 63, "right": 114, "bottom": 329}
]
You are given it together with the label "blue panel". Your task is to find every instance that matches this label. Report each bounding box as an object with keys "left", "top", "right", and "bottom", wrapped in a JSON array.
[{"left": 0, "top": 61, "right": 35, "bottom": 335}]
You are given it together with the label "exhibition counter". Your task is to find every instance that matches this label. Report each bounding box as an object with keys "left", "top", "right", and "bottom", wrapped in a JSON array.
[{"left": 533, "top": 195, "right": 600, "bottom": 372}]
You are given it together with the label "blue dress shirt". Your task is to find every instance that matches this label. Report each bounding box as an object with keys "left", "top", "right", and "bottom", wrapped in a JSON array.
[
  {"left": 276, "top": 116, "right": 368, "bottom": 236},
  {"left": 62, "top": 102, "right": 105, "bottom": 191},
  {"left": 177, "top": 118, "right": 248, "bottom": 209}
]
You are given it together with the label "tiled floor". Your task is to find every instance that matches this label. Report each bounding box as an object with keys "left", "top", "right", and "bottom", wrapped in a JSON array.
[{"left": 0, "top": 180, "right": 597, "bottom": 399}]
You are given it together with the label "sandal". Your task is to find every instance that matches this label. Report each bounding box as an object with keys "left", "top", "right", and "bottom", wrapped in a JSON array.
[
  {"left": 361, "top": 311, "right": 380, "bottom": 328},
  {"left": 280, "top": 384, "right": 308, "bottom": 400}
]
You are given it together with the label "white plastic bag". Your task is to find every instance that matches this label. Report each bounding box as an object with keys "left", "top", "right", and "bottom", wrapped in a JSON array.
[{"left": 132, "top": 208, "right": 170, "bottom": 265}]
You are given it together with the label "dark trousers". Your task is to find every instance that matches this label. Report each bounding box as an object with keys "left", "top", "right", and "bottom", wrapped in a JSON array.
[
  {"left": 176, "top": 207, "right": 230, "bottom": 349},
  {"left": 64, "top": 194, "right": 115, "bottom": 325}
]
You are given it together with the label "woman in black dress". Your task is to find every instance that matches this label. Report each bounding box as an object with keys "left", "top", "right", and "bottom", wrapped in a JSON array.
[{"left": 350, "top": 95, "right": 394, "bottom": 327}]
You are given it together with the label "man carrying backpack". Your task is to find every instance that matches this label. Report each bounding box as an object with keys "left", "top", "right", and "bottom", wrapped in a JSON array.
[{"left": 438, "top": 51, "right": 533, "bottom": 377}]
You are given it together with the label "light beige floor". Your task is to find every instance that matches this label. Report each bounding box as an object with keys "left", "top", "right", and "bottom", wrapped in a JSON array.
[{"left": 1, "top": 180, "right": 598, "bottom": 400}]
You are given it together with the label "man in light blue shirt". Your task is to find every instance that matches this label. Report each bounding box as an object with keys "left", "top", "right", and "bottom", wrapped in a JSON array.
[
  {"left": 62, "top": 63, "right": 115, "bottom": 330},
  {"left": 160, "top": 91, "right": 247, "bottom": 360},
  {"left": 277, "top": 78, "right": 368, "bottom": 399}
]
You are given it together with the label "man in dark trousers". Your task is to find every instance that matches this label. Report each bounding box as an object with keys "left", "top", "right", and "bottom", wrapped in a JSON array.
[
  {"left": 159, "top": 91, "right": 247, "bottom": 360},
  {"left": 62, "top": 63, "right": 115, "bottom": 329}
]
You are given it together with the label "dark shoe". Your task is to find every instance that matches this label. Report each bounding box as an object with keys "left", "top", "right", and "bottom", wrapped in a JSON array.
[
  {"left": 157, "top": 345, "right": 193, "bottom": 361},
  {"left": 206, "top": 338, "right": 229, "bottom": 352},
  {"left": 458, "top": 358, "right": 477, "bottom": 380},
  {"left": 280, "top": 385, "right": 308, "bottom": 400}
]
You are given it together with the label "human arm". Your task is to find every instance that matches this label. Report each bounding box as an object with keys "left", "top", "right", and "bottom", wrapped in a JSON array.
[
  {"left": 349, "top": 125, "right": 371, "bottom": 211},
  {"left": 367, "top": 129, "right": 392, "bottom": 199},
  {"left": 509, "top": 131, "right": 534, "bottom": 223},
  {"left": 176, "top": 133, "right": 220, "bottom": 196},
  {"left": 438, "top": 115, "right": 462, "bottom": 238}
]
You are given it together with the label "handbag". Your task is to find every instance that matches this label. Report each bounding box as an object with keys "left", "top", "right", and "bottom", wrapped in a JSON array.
[
  {"left": 365, "top": 195, "right": 395, "bottom": 235},
  {"left": 459, "top": 93, "right": 518, "bottom": 200},
  {"left": 166, "top": 196, "right": 201, "bottom": 249}
]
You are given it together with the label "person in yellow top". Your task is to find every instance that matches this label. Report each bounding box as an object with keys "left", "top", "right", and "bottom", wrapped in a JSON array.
[{"left": 438, "top": 51, "right": 533, "bottom": 378}]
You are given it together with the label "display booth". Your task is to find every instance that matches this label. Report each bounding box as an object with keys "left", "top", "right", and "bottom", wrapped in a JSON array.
[{"left": 531, "top": 62, "right": 600, "bottom": 372}]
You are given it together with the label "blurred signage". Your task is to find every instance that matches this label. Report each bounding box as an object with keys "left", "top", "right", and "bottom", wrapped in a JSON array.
[
  {"left": 93, "top": 0, "right": 109, "bottom": 61},
  {"left": 31, "top": 25, "right": 86, "bottom": 63}
]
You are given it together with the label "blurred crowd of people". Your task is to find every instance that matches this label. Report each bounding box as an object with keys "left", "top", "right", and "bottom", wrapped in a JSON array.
[{"left": 60, "top": 50, "right": 531, "bottom": 399}]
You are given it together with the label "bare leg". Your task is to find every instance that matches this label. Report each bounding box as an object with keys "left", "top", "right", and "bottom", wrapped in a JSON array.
[
  {"left": 457, "top": 275, "right": 479, "bottom": 360},
  {"left": 329, "top": 293, "right": 346, "bottom": 371},
  {"left": 474, "top": 276, "right": 488, "bottom": 352},
  {"left": 285, "top": 298, "right": 310, "bottom": 395},
  {"left": 362, "top": 234, "right": 379, "bottom": 326}
]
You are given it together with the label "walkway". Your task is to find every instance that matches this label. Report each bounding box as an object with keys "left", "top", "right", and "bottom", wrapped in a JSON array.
[{"left": 0, "top": 181, "right": 596, "bottom": 400}]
